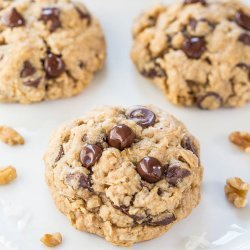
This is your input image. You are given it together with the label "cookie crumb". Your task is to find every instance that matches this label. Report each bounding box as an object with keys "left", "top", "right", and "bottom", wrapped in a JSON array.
[
  {"left": 0, "top": 126, "right": 25, "bottom": 146},
  {"left": 224, "top": 177, "right": 249, "bottom": 208},
  {"left": 40, "top": 233, "right": 62, "bottom": 247},
  {"left": 0, "top": 166, "right": 17, "bottom": 185},
  {"left": 229, "top": 131, "right": 250, "bottom": 152}
]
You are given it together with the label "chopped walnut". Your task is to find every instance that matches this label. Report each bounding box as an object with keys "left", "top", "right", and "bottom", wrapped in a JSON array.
[
  {"left": 229, "top": 131, "right": 250, "bottom": 152},
  {"left": 0, "top": 166, "right": 17, "bottom": 185},
  {"left": 0, "top": 126, "right": 25, "bottom": 146},
  {"left": 224, "top": 177, "right": 250, "bottom": 208},
  {"left": 40, "top": 233, "right": 62, "bottom": 247}
]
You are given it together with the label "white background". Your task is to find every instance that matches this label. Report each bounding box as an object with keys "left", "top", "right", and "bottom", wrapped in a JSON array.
[{"left": 0, "top": 0, "right": 250, "bottom": 249}]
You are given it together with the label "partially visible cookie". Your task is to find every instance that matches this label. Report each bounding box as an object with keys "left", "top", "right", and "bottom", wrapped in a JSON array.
[
  {"left": 44, "top": 105, "right": 203, "bottom": 246},
  {"left": 131, "top": 0, "right": 250, "bottom": 110},
  {"left": 0, "top": 0, "right": 105, "bottom": 104}
]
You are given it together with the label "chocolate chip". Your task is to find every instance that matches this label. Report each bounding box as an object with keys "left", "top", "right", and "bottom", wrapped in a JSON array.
[
  {"left": 236, "top": 62, "right": 249, "bottom": 71},
  {"left": 55, "top": 145, "right": 64, "bottom": 162},
  {"left": 128, "top": 107, "right": 156, "bottom": 128},
  {"left": 197, "top": 92, "right": 222, "bottom": 109},
  {"left": 2, "top": 8, "right": 25, "bottom": 28},
  {"left": 181, "top": 136, "right": 198, "bottom": 157},
  {"left": 165, "top": 166, "right": 191, "bottom": 186},
  {"left": 80, "top": 144, "right": 103, "bottom": 169},
  {"left": 79, "top": 174, "right": 91, "bottom": 189},
  {"left": 75, "top": 7, "right": 91, "bottom": 25},
  {"left": 238, "top": 33, "right": 250, "bottom": 45},
  {"left": 20, "top": 61, "right": 36, "bottom": 78},
  {"left": 107, "top": 124, "right": 136, "bottom": 150},
  {"left": 23, "top": 77, "right": 42, "bottom": 88},
  {"left": 182, "top": 37, "right": 206, "bottom": 59},
  {"left": 40, "top": 7, "right": 61, "bottom": 32},
  {"left": 148, "top": 214, "right": 176, "bottom": 226},
  {"left": 44, "top": 53, "right": 65, "bottom": 78},
  {"left": 235, "top": 11, "right": 250, "bottom": 31},
  {"left": 136, "top": 157, "right": 163, "bottom": 183},
  {"left": 141, "top": 66, "right": 166, "bottom": 78},
  {"left": 184, "top": 0, "right": 206, "bottom": 5}
]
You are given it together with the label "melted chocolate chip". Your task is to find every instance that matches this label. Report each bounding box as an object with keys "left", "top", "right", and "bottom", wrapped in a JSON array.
[
  {"left": 148, "top": 214, "right": 176, "bottom": 226},
  {"left": 136, "top": 157, "right": 163, "bottom": 183},
  {"left": 107, "top": 124, "right": 136, "bottom": 150},
  {"left": 79, "top": 174, "right": 91, "bottom": 189},
  {"left": 141, "top": 66, "right": 166, "bottom": 78},
  {"left": 75, "top": 7, "right": 91, "bottom": 25},
  {"left": 235, "top": 11, "right": 250, "bottom": 31},
  {"left": 181, "top": 136, "right": 198, "bottom": 157},
  {"left": 2, "top": 8, "right": 25, "bottom": 28},
  {"left": 182, "top": 37, "right": 206, "bottom": 59},
  {"left": 238, "top": 33, "right": 250, "bottom": 45},
  {"left": 44, "top": 53, "right": 65, "bottom": 77},
  {"left": 55, "top": 145, "right": 64, "bottom": 162},
  {"left": 128, "top": 107, "right": 156, "bottom": 128},
  {"left": 165, "top": 166, "right": 191, "bottom": 186},
  {"left": 40, "top": 7, "right": 61, "bottom": 32},
  {"left": 184, "top": 0, "right": 206, "bottom": 5},
  {"left": 20, "top": 61, "right": 36, "bottom": 78},
  {"left": 23, "top": 77, "right": 42, "bottom": 88},
  {"left": 80, "top": 144, "right": 103, "bottom": 169},
  {"left": 197, "top": 92, "right": 222, "bottom": 109}
]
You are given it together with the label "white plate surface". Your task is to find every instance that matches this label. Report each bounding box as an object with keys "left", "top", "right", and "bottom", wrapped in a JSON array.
[{"left": 0, "top": 1, "right": 250, "bottom": 250}]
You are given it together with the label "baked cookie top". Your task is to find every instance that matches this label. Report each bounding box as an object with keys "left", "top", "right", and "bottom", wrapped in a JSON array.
[
  {"left": 44, "top": 105, "right": 203, "bottom": 246},
  {"left": 0, "top": 0, "right": 105, "bottom": 103},
  {"left": 132, "top": 0, "right": 250, "bottom": 109}
]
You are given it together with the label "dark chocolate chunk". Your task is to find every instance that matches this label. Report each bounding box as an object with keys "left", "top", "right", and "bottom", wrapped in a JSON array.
[
  {"left": 236, "top": 62, "right": 250, "bottom": 71},
  {"left": 136, "top": 157, "right": 163, "bottom": 183},
  {"left": 55, "top": 145, "right": 64, "bottom": 162},
  {"left": 196, "top": 92, "right": 222, "bottom": 109},
  {"left": 2, "top": 8, "right": 25, "bottom": 28},
  {"left": 80, "top": 144, "right": 103, "bottom": 169},
  {"left": 238, "top": 33, "right": 250, "bottom": 45},
  {"left": 40, "top": 7, "right": 61, "bottom": 32},
  {"left": 128, "top": 107, "right": 156, "bottom": 128},
  {"left": 181, "top": 136, "right": 199, "bottom": 157},
  {"left": 23, "top": 77, "right": 42, "bottom": 88},
  {"left": 79, "top": 174, "right": 91, "bottom": 189},
  {"left": 182, "top": 37, "right": 206, "bottom": 59},
  {"left": 141, "top": 66, "right": 166, "bottom": 79},
  {"left": 20, "top": 61, "right": 36, "bottom": 78},
  {"left": 235, "top": 11, "right": 250, "bottom": 31},
  {"left": 107, "top": 124, "right": 136, "bottom": 150},
  {"left": 189, "top": 18, "right": 198, "bottom": 30},
  {"left": 44, "top": 53, "right": 65, "bottom": 77},
  {"left": 148, "top": 214, "right": 176, "bottom": 226},
  {"left": 184, "top": 0, "right": 206, "bottom": 5},
  {"left": 165, "top": 166, "right": 191, "bottom": 186}
]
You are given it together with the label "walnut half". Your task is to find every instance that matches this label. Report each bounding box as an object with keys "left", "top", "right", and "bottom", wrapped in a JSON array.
[
  {"left": 229, "top": 131, "right": 250, "bottom": 152},
  {"left": 224, "top": 177, "right": 250, "bottom": 208},
  {"left": 0, "top": 166, "right": 17, "bottom": 185},
  {"left": 0, "top": 126, "right": 25, "bottom": 146},
  {"left": 40, "top": 233, "right": 62, "bottom": 247}
]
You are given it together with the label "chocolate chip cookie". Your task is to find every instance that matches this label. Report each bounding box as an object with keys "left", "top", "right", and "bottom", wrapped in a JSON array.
[
  {"left": 131, "top": 0, "right": 250, "bottom": 109},
  {"left": 44, "top": 105, "right": 203, "bottom": 246},
  {"left": 0, "top": 0, "right": 105, "bottom": 104}
]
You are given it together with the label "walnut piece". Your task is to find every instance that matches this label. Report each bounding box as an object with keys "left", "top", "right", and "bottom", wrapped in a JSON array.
[
  {"left": 40, "top": 233, "right": 62, "bottom": 247},
  {"left": 229, "top": 131, "right": 250, "bottom": 152},
  {"left": 0, "top": 126, "right": 25, "bottom": 146},
  {"left": 224, "top": 177, "right": 250, "bottom": 208},
  {"left": 0, "top": 166, "right": 17, "bottom": 185}
]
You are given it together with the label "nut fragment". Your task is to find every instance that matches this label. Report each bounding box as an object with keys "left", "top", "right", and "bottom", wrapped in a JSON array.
[
  {"left": 0, "top": 126, "right": 25, "bottom": 146},
  {"left": 40, "top": 233, "right": 62, "bottom": 247},
  {"left": 0, "top": 166, "right": 17, "bottom": 185},
  {"left": 229, "top": 131, "right": 250, "bottom": 152},
  {"left": 224, "top": 177, "right": 249, "bottom": 208}
]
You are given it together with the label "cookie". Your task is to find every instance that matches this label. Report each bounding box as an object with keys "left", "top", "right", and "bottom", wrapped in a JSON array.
[
  {"left": 131, "top": 0, "right": 250, "bottom": 110},
  {"left": 44, "top": 105, "right": 203, "bottom": 246},
  {"left": 0, "top": 0, "right": 105, "bottom": 104}
]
